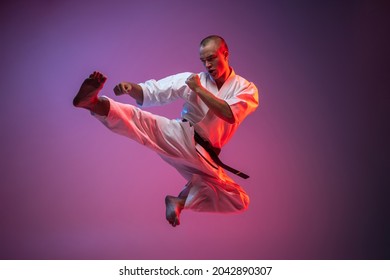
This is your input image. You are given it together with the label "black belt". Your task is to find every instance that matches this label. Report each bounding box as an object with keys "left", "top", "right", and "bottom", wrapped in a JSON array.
[{"left": 183, "top": 119, "right": 249, "bottom": 179}]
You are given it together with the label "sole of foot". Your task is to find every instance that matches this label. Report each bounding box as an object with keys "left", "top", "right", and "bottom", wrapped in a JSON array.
[{"left": 73, "top": 71, "right": 107, "bottom": 109}]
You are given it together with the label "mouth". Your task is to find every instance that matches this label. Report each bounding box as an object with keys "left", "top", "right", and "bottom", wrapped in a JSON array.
[{"left": 208, "top": 69, "right": 216, "bottom": 76}]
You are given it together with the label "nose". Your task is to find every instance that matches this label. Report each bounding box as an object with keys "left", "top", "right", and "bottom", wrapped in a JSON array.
[{"left": 205, "top": 60, "right": 212, "bottom": 68}]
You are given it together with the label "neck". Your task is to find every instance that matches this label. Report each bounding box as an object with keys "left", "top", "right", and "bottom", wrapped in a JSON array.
[{"left": 215, "top": 67, "right": 232, "bottom": 89}]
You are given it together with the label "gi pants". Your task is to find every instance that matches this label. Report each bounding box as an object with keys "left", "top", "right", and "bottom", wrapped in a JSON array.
[{"left": 94, "top": 97, "right": 249, "bottom": 213}]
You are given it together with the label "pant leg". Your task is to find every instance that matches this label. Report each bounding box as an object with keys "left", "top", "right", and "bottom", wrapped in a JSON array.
[
  {"left": 181, "top": 174, "right": 250, "bottom": 213},
  {"left": 93, "top": 97, "right": 198, "bottom": 163},
  {"left": 94, "top": 97, "right": 250, "bottom": 213}
]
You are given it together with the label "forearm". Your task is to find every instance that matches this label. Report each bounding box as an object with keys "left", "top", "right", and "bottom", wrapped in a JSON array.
[
  {"left": 195, "top": 87, "right": 235, "bottom": 124},
  {"left": 114, "top": 82, "right": 144, "bottom": 105},
  {"left": 127, "top": 83, "right": 144, "bottom": 105}
]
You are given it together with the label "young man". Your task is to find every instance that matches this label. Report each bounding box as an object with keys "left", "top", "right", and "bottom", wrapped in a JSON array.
[{"left": 73, "top": 35, "right": 259, "bottom": 227}]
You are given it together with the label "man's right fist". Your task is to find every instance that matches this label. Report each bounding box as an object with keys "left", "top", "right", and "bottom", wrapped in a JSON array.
[{"left": 114, "top": 82, "right": 132, "bottom": 96}]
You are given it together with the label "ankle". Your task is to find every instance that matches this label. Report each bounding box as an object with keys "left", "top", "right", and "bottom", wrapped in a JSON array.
[{"left": 91, "top": 97, "right": 110, "bottom": 116}]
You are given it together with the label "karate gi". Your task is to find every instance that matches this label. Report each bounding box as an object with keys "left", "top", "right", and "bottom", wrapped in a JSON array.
[{"left": 94, "top": 69, "right": 258, "bottom": 213}]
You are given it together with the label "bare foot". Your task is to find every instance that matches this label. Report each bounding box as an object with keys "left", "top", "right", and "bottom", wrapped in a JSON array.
[
  {"left": 73, "top": 71, "right": 107, "bottom": 110},
  {"left": 165, "top": 195, "right": 185, "bottom": 227}
]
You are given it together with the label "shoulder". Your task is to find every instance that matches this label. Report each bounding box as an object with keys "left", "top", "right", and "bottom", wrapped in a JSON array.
[
  {"left": 232, "top": 72, "right": 255, "bottom": 86},
  {"left": 230, "top": 73, "right": 258, "bottom": 95}
]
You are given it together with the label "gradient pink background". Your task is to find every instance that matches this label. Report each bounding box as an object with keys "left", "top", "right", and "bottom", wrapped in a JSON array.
[{"left": 0, "top": 0, "right": 388, "bottom": 259}]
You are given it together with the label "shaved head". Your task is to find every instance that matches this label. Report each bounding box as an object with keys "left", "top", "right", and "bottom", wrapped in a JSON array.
[{"left": 200, "top": 35, "right": 229, "bottom": 53}]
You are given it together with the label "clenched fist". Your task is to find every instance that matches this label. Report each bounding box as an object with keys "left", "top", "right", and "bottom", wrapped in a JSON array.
[
  {"left": 113, "top": 82, "right": 132, "bottom": 96},
  {"left": 185, "top": 74, "right": 203, "bottom": 92}
]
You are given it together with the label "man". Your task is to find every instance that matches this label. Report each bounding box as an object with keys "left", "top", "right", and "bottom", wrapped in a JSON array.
[{"left": 73, "top": 35, "right": 259, "bottom": 227}]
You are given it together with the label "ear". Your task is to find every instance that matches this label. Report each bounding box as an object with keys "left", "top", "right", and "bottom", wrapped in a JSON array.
[{"left": 224, "top": 51, "right": 229, "bottom": 60}]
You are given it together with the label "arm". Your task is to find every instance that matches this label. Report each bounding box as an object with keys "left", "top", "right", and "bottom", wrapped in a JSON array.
[
  {"left": 185, "top": 74, "right": 235, "bottom": 124},
  {"left": 113, "top": 82, "right": 144, "bottom": 105}
]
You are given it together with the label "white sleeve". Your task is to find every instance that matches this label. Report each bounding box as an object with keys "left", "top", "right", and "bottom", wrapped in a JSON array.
[
  {"left": 226, "top": 82, "right": 259, "bottom": 124},
  {"left": 138, "top": 72, "right": 192, "bottom": 107}
]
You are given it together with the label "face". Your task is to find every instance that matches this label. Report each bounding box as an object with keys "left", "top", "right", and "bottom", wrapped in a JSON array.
[{"left": 199, "top": 40, "right": 230, "bottom": 84}]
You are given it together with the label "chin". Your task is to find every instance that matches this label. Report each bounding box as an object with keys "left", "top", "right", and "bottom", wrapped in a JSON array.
[{"left": 211, "top": 72, "right": 220, "bottom": 79}]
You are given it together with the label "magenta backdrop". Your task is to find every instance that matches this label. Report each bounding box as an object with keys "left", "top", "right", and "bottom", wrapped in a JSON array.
[{"left": 0, "top": 0, "right": 388, "bottom": 259}]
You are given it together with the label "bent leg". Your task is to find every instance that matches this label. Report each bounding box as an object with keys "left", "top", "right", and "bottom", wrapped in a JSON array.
[
  {"left": 182, "top": 174, "right": 250, "bottom": 213},
  {"left": 164, "top": 174, "right": 249, "bottom": 227}
]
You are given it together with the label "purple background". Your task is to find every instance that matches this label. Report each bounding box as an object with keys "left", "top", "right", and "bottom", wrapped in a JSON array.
[{"left": 0, "top": 0, "right": 388, "bottom": 259}]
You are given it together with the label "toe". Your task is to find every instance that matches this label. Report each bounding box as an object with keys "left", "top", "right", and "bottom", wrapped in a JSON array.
[{"left": 96, "top": 73, "right": 107, "bottom": 84}]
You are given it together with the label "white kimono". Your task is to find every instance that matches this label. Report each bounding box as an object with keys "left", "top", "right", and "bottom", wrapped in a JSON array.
[{"left": 94, "top": 69, "right": 259, "bottom": 212}]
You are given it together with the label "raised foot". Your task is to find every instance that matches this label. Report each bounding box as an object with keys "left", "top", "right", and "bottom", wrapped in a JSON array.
[
  {"left": 165, "top": 195, "right": 185, "bottom": 227},
  {"left": 73, "top": 71, "right": 107, "bottom": 109}
]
